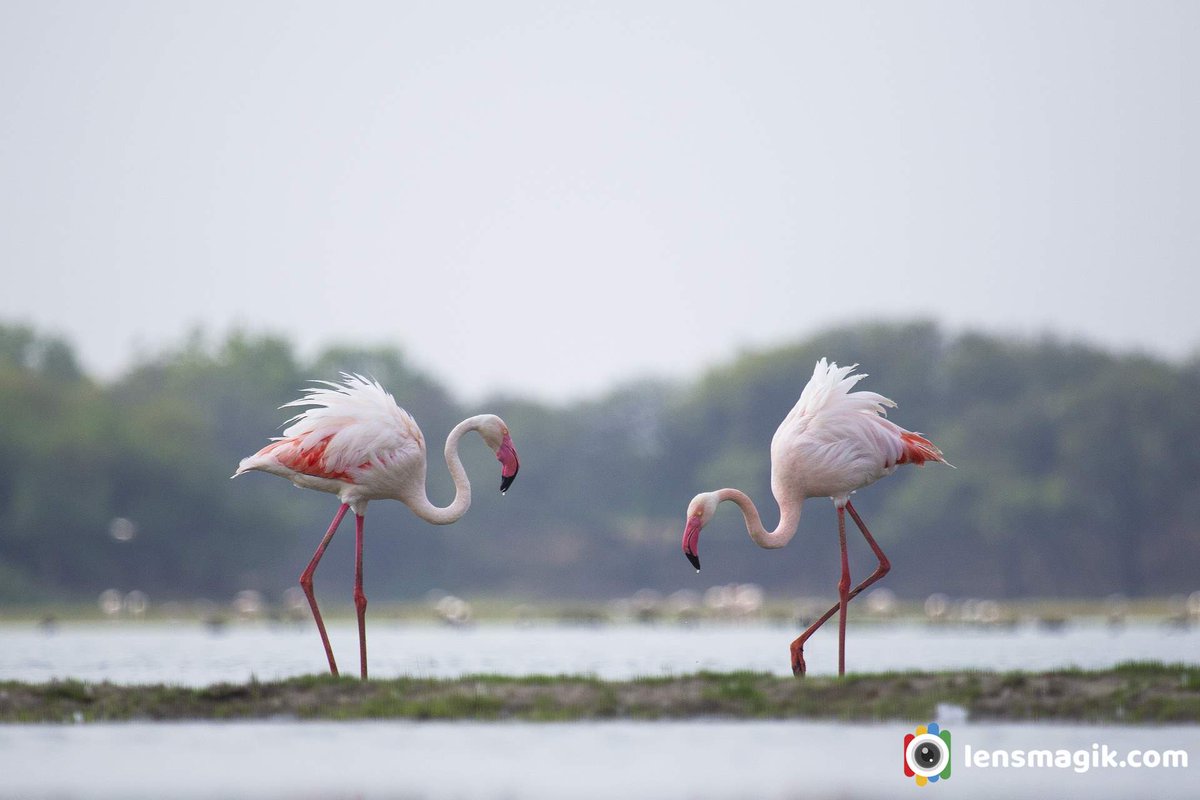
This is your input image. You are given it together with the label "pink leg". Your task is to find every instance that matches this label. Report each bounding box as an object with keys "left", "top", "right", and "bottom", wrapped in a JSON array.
[
  {"left": 300, "top": 503, "right": 349, "bottom": 677},
  {"left": 354, "top": 512, "right": 368, "bottom": 680},
  {"left": 790, "top": 500, "right": 891, "bottom": 677},
  {"left": 836, "top": 506, "right": 851, "bottom": 675}
]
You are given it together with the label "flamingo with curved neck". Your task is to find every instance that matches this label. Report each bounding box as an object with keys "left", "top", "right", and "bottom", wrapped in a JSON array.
[
  {"left": 403, "top": 413, "right": 520, "bottom": 525},
  {"left": 235, "top": 374, "right": 520, "bottom": 679},
  {"left": 681, "top": 359, "right": 949, "bottom": 677}
]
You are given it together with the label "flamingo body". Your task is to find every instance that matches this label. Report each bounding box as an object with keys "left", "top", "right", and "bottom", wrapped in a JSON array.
[
  {"left": 235, "top": 374, "right": 520, "bottom": 678},
  {"left": 769, "top": 360, "right": 943, "bottom": 502},
  {"left": 681, "top": 358, "right": 948, "bottom": 676},
  {"left": 236, "top": 377, "right": 431, "bottom": 513}
]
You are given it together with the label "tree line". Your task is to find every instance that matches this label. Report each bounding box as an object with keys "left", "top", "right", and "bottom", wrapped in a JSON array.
[{"left": 1, "top": 320, "right": 1197, "bottom": 605}]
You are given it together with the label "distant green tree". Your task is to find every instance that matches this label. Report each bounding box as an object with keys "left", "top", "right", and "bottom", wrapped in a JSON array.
[{"left": 1, "top": 320, "right": 1198, "bottom": 603}]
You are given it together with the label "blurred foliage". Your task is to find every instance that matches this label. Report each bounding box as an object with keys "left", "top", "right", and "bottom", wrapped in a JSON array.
[{"left": 0, "top": 320, "right": 1197, "bottom": 604}]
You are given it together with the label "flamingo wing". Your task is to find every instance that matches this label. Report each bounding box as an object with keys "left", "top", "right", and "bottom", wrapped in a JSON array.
[
  {"left": 251, "top": 436, "right": 358, "bottom": 481},
  {"left": 774, "top": 360, "right": 947, "bottom": 496},
  {"left": 236, "top": 374, "right": 425, "bottom": 482},
  {"left": 896, "top": 431, "right": 944, "bottom": 466}
]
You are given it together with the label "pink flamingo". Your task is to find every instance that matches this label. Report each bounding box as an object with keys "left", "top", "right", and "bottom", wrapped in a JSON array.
[
  {"left": 680, "top": 359, "right": 949, "bottom": 677},
  {"left": 234, "top": 374, "right": 520, "bottom": 679}
]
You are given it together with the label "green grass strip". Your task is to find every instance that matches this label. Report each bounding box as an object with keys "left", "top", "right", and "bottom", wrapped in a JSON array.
[{"left": 2, "top": 662, "right": 1198, "bottom": 724}]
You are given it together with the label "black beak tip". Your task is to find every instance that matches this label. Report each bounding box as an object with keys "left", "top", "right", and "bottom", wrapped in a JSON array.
[
  {"left": 500, "top": 474, "right": 516, "bottom": 494},
  {"left": 685, "top": 552, "right": 701, "bottom": 572}
]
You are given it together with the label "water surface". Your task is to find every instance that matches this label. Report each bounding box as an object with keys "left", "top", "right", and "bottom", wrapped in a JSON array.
[
  {"left": 1, "top": 720, "right": 1195, "bottom": 800},
  {"left": 2, "top": 620, "right": 1195, "bottom": 685}
]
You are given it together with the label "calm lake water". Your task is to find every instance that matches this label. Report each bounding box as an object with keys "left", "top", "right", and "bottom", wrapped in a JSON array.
[
  {"left": 2, "top": 621, "right": 1197, "bottom": 799},
  {"left": 1, "top": 619, "right": 1196, "bottom": 685},
  {"left": 2, "top": 720, "right": 1197, "bottom": 799}
]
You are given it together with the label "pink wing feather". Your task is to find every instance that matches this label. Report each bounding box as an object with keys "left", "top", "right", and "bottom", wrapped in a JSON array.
[
  {"left": 774, "top": 359, "right": 948, "bottom": 497},
  {"left": 235, "top": 374, "right": 424, "bottom": 484}
]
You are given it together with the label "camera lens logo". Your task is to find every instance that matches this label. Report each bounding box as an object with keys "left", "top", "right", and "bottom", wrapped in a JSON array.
[{"left": 903, "top": 723, "right": 952, "bottom": 785}]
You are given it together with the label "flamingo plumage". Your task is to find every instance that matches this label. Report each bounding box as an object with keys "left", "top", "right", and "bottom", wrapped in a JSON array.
[
  {"left": 234, "top": 374, "right": 520, "bottom": 679},
  {"left": 680, "top": 358, "right": 949, "bottom": 677}
]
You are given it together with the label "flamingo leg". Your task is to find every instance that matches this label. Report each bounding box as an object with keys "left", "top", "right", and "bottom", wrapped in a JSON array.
[
  {"left": 300, "top": 503, "right": 349, "bottom": 677},
  {"left": 354, "top": 512, "right": 368, "bottom": 680},
  {"left": 836, "top": 506, "right": 850, "bottom": 675},
  {"left": 790, "top": 500, "right": 892, "bottom": 677}
]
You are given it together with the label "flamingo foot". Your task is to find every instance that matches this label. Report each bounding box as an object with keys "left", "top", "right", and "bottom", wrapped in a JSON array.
[{"left": 790, "top": 641, "right": 807, "bottom": 677}]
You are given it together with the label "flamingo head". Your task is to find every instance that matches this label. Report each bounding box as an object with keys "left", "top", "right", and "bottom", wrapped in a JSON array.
[
  {"left": 479, "top": 415, "right": 520, "bottom": 494},
  {"left": 682, "top": 492, "right": 719, "bottom": 572}
]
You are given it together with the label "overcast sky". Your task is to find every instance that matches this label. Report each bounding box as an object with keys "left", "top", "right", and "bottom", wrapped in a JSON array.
[{"left": 1, "top": 1, "right": 1196, "bottom": 401}]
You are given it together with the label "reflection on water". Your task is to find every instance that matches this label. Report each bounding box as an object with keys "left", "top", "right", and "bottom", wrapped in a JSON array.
[
  {"left": 1, "top": 720, "right": 1196, "bottom": 800},
  {"left": 1, "top": 620, "right": 1197, "bottom": 686}
]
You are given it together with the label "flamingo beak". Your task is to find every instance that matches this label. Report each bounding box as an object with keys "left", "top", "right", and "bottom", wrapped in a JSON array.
[
  {"left": 682, "top": 516, "right": 702, "bottom": 572},
  {"left": 497, "top": 434, "right": 519, "bottom": 494}
]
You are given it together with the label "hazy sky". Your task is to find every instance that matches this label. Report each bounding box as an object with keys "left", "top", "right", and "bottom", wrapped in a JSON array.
[{"left": 1, "top": 1, "right": 1196, "bottom": 401}]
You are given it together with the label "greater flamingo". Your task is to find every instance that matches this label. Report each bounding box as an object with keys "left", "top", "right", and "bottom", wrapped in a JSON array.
[
  {"left": 234, "top": 374, "right": 520, "bottom": 679},
  {"left": 680, "top": 359, "right": 949, "bottom": 677}
]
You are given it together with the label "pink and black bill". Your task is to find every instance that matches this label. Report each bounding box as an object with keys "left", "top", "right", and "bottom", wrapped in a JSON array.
[
  {"left": 497, "top": 433, "right": 520, "bottom": 493},
  {"left": 682, "top": 516, "right": 702, "bottom": 571}
]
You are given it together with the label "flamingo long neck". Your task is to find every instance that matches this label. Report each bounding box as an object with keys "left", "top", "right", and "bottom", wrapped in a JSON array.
[
  {"left": 408, "top": 416, "right": 485, "bottom": 526},
  {"left": 717, "top": 488, "right": 803, "bottom": 550}
]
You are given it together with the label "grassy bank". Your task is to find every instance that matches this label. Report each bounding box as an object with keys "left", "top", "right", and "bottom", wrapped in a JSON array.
[{"left": 2, "top": 662, "right": 1198, "bottom": 724}]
